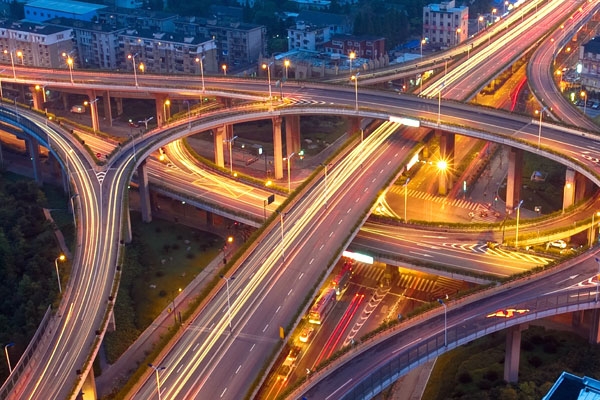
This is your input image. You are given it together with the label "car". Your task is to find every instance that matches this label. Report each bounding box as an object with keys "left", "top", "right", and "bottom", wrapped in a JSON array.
[
  {"left": 549, "top": 239, "right": 567, "bottom": 249},
  {"left": 128, "top": 120, "right": 141, "bottom": 128},
  {"left": 299, "top": 327, "right": 315, "bottom": 343},
  {"left": 70, "top": 105, "right": 85, "bottom": 114}
]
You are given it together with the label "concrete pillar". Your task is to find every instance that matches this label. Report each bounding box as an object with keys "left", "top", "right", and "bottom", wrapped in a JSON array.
[
  {"left": 61, "top": 93, "right": 69, "bottom": 111},
  {"left": 563, "top": 168, "right": 576, "bottom": 212},
  {"left": 438, "top": 131, "right": 455, "bottom": 196},
  {"left": 78, "top": 367, "right": 98, "bottom": 400},
  {"left": 285, "top": 115, "right": 301, "bottom": 154},
  {"left": 589, "top": 309, "right": 600, "bottom": 344},
  {"left": 103, "top": 92, "right": 112, "bottom": 127},
  {"left": 115, "top": 97, "right": 123, "bottom": 116},
  {"left": 273, "top": 117, "right": 284, "bottom": 180},
  {"left": 574, "top": 171, "right": 592, "bottom": 203},
  {"left": 351, "top": 117, "right": 361, "bottom": 137},
  {"left": 28, "top": 138, "right": 43, "bottom": 185},
  {"left": 504, "top": 324, "right": 527, "bottom": 383},
  {"left": 154, "top": 94, "right": 169, "bottom": 128},
  {"left": 572, "top": 310, "right": 584, "bottom": 328},
  {"left": 207, "top": 211, "right": 214, "bottom": 227},
  {"left": 505, "top": 147, "right": 523, "bottom": 214},
  {"left": 30, "top": 85, "right": 43, "bottom": 110},
  {"left": 137, "top": 160, "right": 152, "bottom": 223},
  {"left": 214, "top": 125, "right": 225, "bottom": 168},
  {"left": 86, "top": 90, "right": 100, "bottom": 132}
]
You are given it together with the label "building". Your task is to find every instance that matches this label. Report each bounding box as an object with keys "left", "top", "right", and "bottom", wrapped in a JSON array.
[
  {"left": 579, "top": 36, "right": 600, "bottom": 92},
  {"left": 0, "top": 19, "right": 74, "bottom": 69},
  {"left": 543, "top": 372, "right": 600, "bottom": 400},
  {"left": 290, "top": 0, "right": 331, "bottom": 10},
  {"left": 120, "top": 28, "right": 218, "bottom": 75},
  {"left": 96, "top": 7, "right": 178, "bottom": 32},
  {"left": 288, "top": 20, "right": 331, "bottom": 52},
  {"left": 295, "top": 10, "right": 353, "bottom": 36},
  {"left": 422, "top": 0, "right": 468, "bottom": 48},
  {"left": 46, "top": 17, "right": 125, "bottom": 70},
  {"left": 24, "top": 0, "right": 107, "bottom": 23},
  {"left": 323, "top": 34, "right": 385, "bottom": 60}
]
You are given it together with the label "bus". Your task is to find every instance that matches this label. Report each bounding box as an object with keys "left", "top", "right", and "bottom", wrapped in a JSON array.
[{"left": 308, "top": 288, "right": 336, "bottom": 324}]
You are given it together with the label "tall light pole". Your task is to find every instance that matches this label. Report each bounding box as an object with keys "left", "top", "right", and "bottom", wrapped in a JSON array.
[
  {"left": 595, "top": 257, "right": 600, "bottom": 302},
  {"left": 420, "top": 38, "right": 426, "bottom": 58},
  {"left": 16, "top": 50, "right": 23, "bottom": 65},
  {"left": 195, "top": 55, "right": 205, "bottom": 93},
  {"left": 438, "top": 82, "right": 444, "bottom": 124},
  {"left": 351, "top": 73, "right": 360, "bottom": 111},
  {"left": 349, "top": 51, "right": 356, "bottom": 74},
  {"left": 403, "top": 178, "right": 410, "bottom": 222},
  {"left": 220, "top": 275, "right": 235, "bottom": 331},
  {"left": 286, "top": 152, "right": 295, "bottom": 192},
  {"left": 581, "top": 90, "right": 587, "bottom": 116},
  {"left": 222, "top": 64, "right": 227, "bottom": 75},
  {"left": 163, "top": 99, "right": 170, "bottom": 123},
  {"left": 590, "top": 211, "right": 600, "bottom": 247},
  {"left": 4, "top": 342, "right": 14, "bottom": 374},
  {"left": 515, "top": 199, "right": 524, "bottom": 249},
  {"left": 455, "top": 28, "right": 461, "bottom": 46},
  {"left": 284, "top": 59, "right": 290, "bottom": 80},
  {"left": 4, "top": 50, "right": 15, "bottom": 79},
  {"left": 55, "top": 254, "right": 66, "bottom": 293},
  {"left": 262, "top": 62, "right": 273, "bottom": 101},
  {"left": 127, "top": 53, "right": 139, "bottom": 87},
  {"left": 535, "top": 106, "right": 548, "bottom": 148},
  {"left": 61, "top": 52, "right": 74, "bottom": 84},
  {"left": 438, "top": 299, "right": 447, "bottom": 347},
  {"left": 478, "top": 15, "right": 484, "bottom": 33},
  {"left": 147, "top": 363, "right": 166, "bottom": 400},
  {"left": 224, "top": 135, "right": 238, "bottom": 175}
]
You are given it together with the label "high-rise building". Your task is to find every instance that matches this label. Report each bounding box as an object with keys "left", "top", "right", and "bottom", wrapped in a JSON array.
[{"left": 423, "top": 0, "right": 468, "bottom": 48}]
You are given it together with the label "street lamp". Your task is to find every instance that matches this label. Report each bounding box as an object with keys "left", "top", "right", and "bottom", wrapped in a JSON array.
[
  {"left": 595, "top": 257, "right": 600, "bottom": 302},
  {"left": 16, "top": 50, "right": 23, "bottom": 65},
  {"left": 284, "top": 59, "right": 290, "bottom": 80},
  {"left": 4, "top": 50, "right": 15, "bottom": 79},
  {"left": 589, "top": 211, "right": 600, "bottom": 247},
  {"left": 492, "top": 8, "right": 497, "bottom": 21},
  {"left": 581, "top": 90, "right": 587, "bottom": 116},
  {"left": 478, "top": 15, "right": 484, "bottom": 33},
  {"left": 62, "top": 52, "right": 74, "bottom": 84},
  {"left": 223, "top": 134, "right": 238, "bottom": 175},
  {"left": 515, "top": 200, "right": 524, "bottom": 249},
  {"left": 147, "top": 363, "right": 166, "bottom": 400},
  {"left": 261, "top": 62, "right": 273, "bottom": 101},
  {"left": 4, "top": 343, "right": 13, "bottom": 374},
  {"left": 222, "top": 64, "right": 227, "bottom": 75},
  {"left": 438, "top": 299, "right": 447, "bottom": 347},
  {"left": 35, "top": 84, "right": 47, "bottom": 113},
  {"left": 535, "top": 106, "right": 548, "bottom": 148},
  {"left": 220, "top": 275, "right": 235, "bottom": 331},
  {"left": 285, "top": 152, "right": 295, "bottom": 192},
  {"left": 351, "top": 73, "right": 360, "bottom": 111},
  {"left": 195, "top": 55, "right": 206, "bottom": 92},
  {"left": 349, "top": 51, "right": 356, "bottom": 74},
  {"left": 127, "top": 53, "right": 139, "bottom": 87},
  {"left": 403, "top": 178, "right": 410, "bottom": 222},
  {"left": 503, "top": 0, "right": 509, "bottom": 15},
  {"left": 170, "top": 287, "right": 182, "bottom": 325},
  {"left": 420, "top": 38, "right": 426, "bottom": 58},
  {"left": 138, "top": 62, "right": 145, "bottom": 74},
  {"left": 455, "top": 28, "right": 461, "bottom": 46},
  {"left": 163, "top": 99, "right": 170, "bottom": 122},
  {"left": 54, "top": 254, "right": 66, "bottom": 293}
]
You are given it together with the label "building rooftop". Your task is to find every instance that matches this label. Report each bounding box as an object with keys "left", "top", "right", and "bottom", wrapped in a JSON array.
[
  {"left": 0, "top": 18, "right": 71, "bottom": 35},
  {"left": 46, "top": 17, "right": 125, "bottom": 33},
  {"left": 26, "top": 0, "right": 107, "bottom": 14},
  {"left": 583, "top": 37, "right": 600, "bottom": 55},
  {"left": 543, "top": 372, "right": 600, "bottom": 400}
]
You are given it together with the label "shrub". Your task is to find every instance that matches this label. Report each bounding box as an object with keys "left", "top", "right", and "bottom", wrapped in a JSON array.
[{"left": 458, "top": 371, "right": 473, "bottom": 384}]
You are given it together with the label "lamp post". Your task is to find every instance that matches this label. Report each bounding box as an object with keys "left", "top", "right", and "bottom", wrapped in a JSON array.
[
  {"left": 222, "top": 64, "right": 227, "bottom": 75},
  {"left": 438, "top": 299, "right": 447, "bottom": 347},
  {"left": 478, "top": 16, "right": 484, "bottom": 33},
  {"left": 261, "top": 62, "right": 273, "bottom": 101},
  {"left": 590, "top": 212, "right": 600, "bottom": 247},
  {"left": 535, "top": 106, "right": 548, "bottom": 148},
  {"left": 147, "top": 363, "right": 166, "bottom": 400},
  {"left": 61, "top": 52, "right": 74, "bottom": 84},
  {"left": 284, "top": 59, "right": 290, "bottom": 80},
  {"left": 455, "top": 28, "right": 461, "bottom": 46},
  {"left": 35, "top": 84, "right": 47, "bottom": 113},
  {"left": 503, "top": 0, "right": 509, "bottom": 15},
  {"left": 220, "top": 275, "right": 235, "bottom": 331},
  {"left": 349, "top": 51, "right": 355, "bottom": 74},
  {"left": 351, "top": 73, "right": 360, "bottom": 111},
  {"left": 171, "top": 288, "right": 182, "bottom": 325},
  {"left": 163, "top": 99, "right": 170, "bottom": 123},
  {"left": 515, "top": 199, "right": 524, "bottom": 249},
  {"left": 127, "top": 53, "right": 139, "bottom": 87},
  {"left": 16, "top": 50, "right": 23, "bottom": 65},
  {"left": 492, "top": 8, "right": 497, "bottom": 21},
  {"left": 4, "top": 343, "right": 13, "bottom": 374},
  {"left": 55, "top": 254, "right": 66, "bottom": 293},
  {"left": 420, "top": 38, "right": 426, "bottom": 58},
  {"left": 403, "top": 178, "right": 410, "bottom": 222},
  {"left": 286, "top": 152, "right": 295, "bottom": 192},
  {"left": 595, "top": 257, "right": 600, "bottom": 302},
  {"left": 438, "top": 82, "right": 444, "bottom": 124},
  {"left": 195, "top": 55, "right": 205, "bottom": 93},
  {"left": 581, "top": 90, "right": 587, "bottom": 116},
  {"left": 224, "top": 135, "right": 238, "bottom": 175},
  {"left": 4, "top": 50, "right": 15, "bottom": 79}
]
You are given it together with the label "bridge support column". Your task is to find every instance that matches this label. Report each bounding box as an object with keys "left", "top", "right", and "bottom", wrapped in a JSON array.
[
  {"left": 572, "top": 310, "right": 584, "bottom": 328},
  {"left": 27, "top": 138, "right": 43, "bottom": 185},
  {"left": 137, "top": 160, "right": 152, "bottom": 223},
  {"left": 273, "top": 117, "right": 283, "bottom": 180},
  {"left": 214, "top": 125, "right": 226, "bottom": 168},
  {"left": 77, "top": 368, "right": 98, "bottom": 400},
  {"left": 351, "top": 117, "right": 362, "bottom": 138},
  {"left": 86, "top": 90, "right": 100, "bottom": 132},
  {"left": 207, "top": 211, "right": 214, "bottom": 227},
  {"left": 154, "top": 94, "right": 169, "bottom": 128},
  {"left": 103, "top": 92, "right": 112, "bottom": 127},
  {"left": 505, "top": 147, "right": 523, "bottom": 214},
  {"left": 114, "top": 97, "right": 123, "bottom": 117},
  {"left": 504, "top": 323, "right": 527, "bottom": 383},
  {"left": 285, "top": 115, "right": 301, "bottom": 154},
  {"left": 575, "top": 171, "right": 592, "bottom": 202},
  {"left": 562, "top": 168, "right": 576, "bottom": 213},
  {"left": 589, "top": 309, "right": 600, "bottom": 344},
  {"left": 30, "top": 85, "right": 43, "bottom": 111},
  {"left": 438, "top": 131, "right": 454, "bottom": 196}
]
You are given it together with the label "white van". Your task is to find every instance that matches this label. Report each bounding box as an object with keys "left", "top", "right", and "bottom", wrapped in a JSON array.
[{"left": 70, "top": 105, "right": 85, "bottom": 114}]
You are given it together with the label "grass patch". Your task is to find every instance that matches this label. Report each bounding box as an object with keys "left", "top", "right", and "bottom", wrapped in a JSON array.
[{"left": 103, "top": 212, "right": 224, "bottom": 362}]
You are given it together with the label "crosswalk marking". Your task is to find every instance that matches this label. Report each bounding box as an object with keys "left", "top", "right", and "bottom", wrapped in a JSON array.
[{"left": 388, "top": 187, "right": 482, "bottom": 211}]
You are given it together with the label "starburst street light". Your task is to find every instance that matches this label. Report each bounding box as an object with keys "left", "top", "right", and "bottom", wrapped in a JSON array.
[{"left": 127, "top": 53, "right": 139, "bottom": 87}]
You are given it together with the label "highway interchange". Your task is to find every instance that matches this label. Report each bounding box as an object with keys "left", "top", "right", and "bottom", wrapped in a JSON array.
[{"left": 0, "top": 0, "right": 599, "bottom": 398}]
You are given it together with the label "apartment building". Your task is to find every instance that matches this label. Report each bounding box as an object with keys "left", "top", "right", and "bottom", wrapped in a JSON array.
[{"left": 423, "top": 0, "right": 468, "bottom": 48}]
